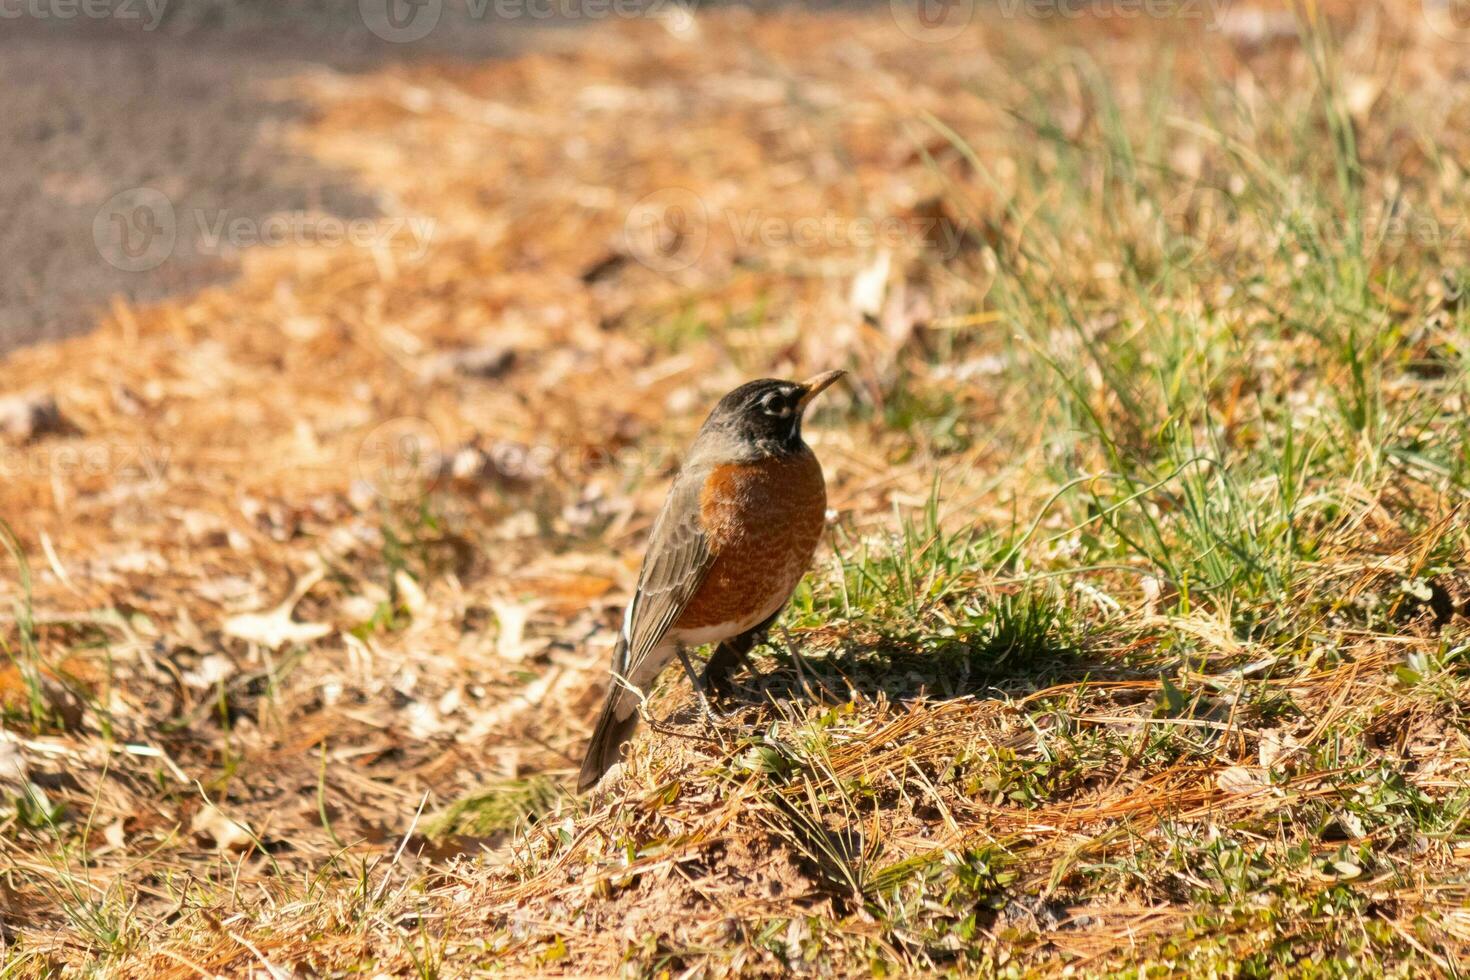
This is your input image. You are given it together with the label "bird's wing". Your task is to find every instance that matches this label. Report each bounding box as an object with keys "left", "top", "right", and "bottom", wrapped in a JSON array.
[{"left": 615, "top": 464, "right": 719, "bottom": 685}]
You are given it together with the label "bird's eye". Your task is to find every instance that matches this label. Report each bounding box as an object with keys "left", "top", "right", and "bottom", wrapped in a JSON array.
[{"left": 761, "top": 392, "right": 790, "bottom": 416}]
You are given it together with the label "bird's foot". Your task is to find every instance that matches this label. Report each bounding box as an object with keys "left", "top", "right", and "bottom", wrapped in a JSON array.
[
  {"left": 677, "top": 648, "right": 732, "bottom": 725},
  {"left": 695, "top": 688, "right": 733, "bottom": 725}
]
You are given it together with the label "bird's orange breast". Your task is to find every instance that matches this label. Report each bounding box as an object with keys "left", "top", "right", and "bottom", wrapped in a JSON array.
[{"left": 674, "top": 450, "right": 827, "bottom": 632}]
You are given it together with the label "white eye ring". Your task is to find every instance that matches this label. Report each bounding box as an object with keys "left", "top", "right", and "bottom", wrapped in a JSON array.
[{"left": 761, "top": 392, "right": 791, "bottom": 417}]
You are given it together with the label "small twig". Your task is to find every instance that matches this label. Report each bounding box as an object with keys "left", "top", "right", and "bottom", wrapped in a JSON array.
[
  {"left": 225, "top": 927, "right": 289, "bottom": 980},
  {"left": 645, "top": 714, "right": 725, "bottom": 746},
  {"left": 155, "top": 947, "right": 227, "bottom": 979},
  {"left": 371, "top": 791, "right": 430, "bottom": 906},
  {"left": 779, "top": 625, "right": 835, "bottom": 702},
  {"left": 1074, "top": 714, "right": 1244, "bottom": 732},
  {"left": 119, "top": 743, "right": 190, "bottom": 784}
]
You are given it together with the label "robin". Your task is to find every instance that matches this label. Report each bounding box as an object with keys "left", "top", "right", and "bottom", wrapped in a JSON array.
[{"left": 577, "top": 370, "right": 845, "bottom": 791}]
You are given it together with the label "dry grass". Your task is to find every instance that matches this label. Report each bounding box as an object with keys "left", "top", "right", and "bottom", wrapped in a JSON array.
[{"left": 4, "top": 2, "right": 1470, "bottom": 975}]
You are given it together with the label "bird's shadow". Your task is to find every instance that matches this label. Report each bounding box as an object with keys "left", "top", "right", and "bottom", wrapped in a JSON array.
[{"left": 693, "top": 618, "right": 1146, "bottom": 720}]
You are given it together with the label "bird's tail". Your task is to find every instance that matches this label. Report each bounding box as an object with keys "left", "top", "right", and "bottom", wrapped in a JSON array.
[{"left": 578, "top": 638, "right": 642, "bottom": 792}]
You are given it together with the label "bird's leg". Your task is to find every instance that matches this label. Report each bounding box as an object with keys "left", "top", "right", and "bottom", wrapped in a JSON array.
[
  {"left": 704, "top": 639, "right": 757, "bottom": 700},
  {"left": 704, "top": 609, "right": 783, "bottom": 699},
  {"left": 676, "top": 646, "right": 728, "bottom": 724},
  {"left": 728, "top": 641, "right": 761, "bottom": 677}
]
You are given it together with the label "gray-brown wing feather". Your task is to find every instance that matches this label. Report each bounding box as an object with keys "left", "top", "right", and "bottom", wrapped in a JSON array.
[
  {"left": 617, "top": 465, "right": 716, "bottom": 681},
  {"left": 580, "top": 464, "right": 718, "bottom": 791}
]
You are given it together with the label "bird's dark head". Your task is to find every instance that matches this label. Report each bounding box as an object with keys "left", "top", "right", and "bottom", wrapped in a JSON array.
[{"left": 699, "top": 370, "right": 845, "bottom": 456}]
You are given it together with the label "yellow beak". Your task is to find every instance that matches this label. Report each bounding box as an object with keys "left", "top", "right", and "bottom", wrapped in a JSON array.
[{"left": 796, "top": 370, "right": 846, "bottom": 411}]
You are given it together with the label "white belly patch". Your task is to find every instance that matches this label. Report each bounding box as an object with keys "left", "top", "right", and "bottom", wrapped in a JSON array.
[{"left": 666, "top": 589, "right": 789, "bottom": 648}]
